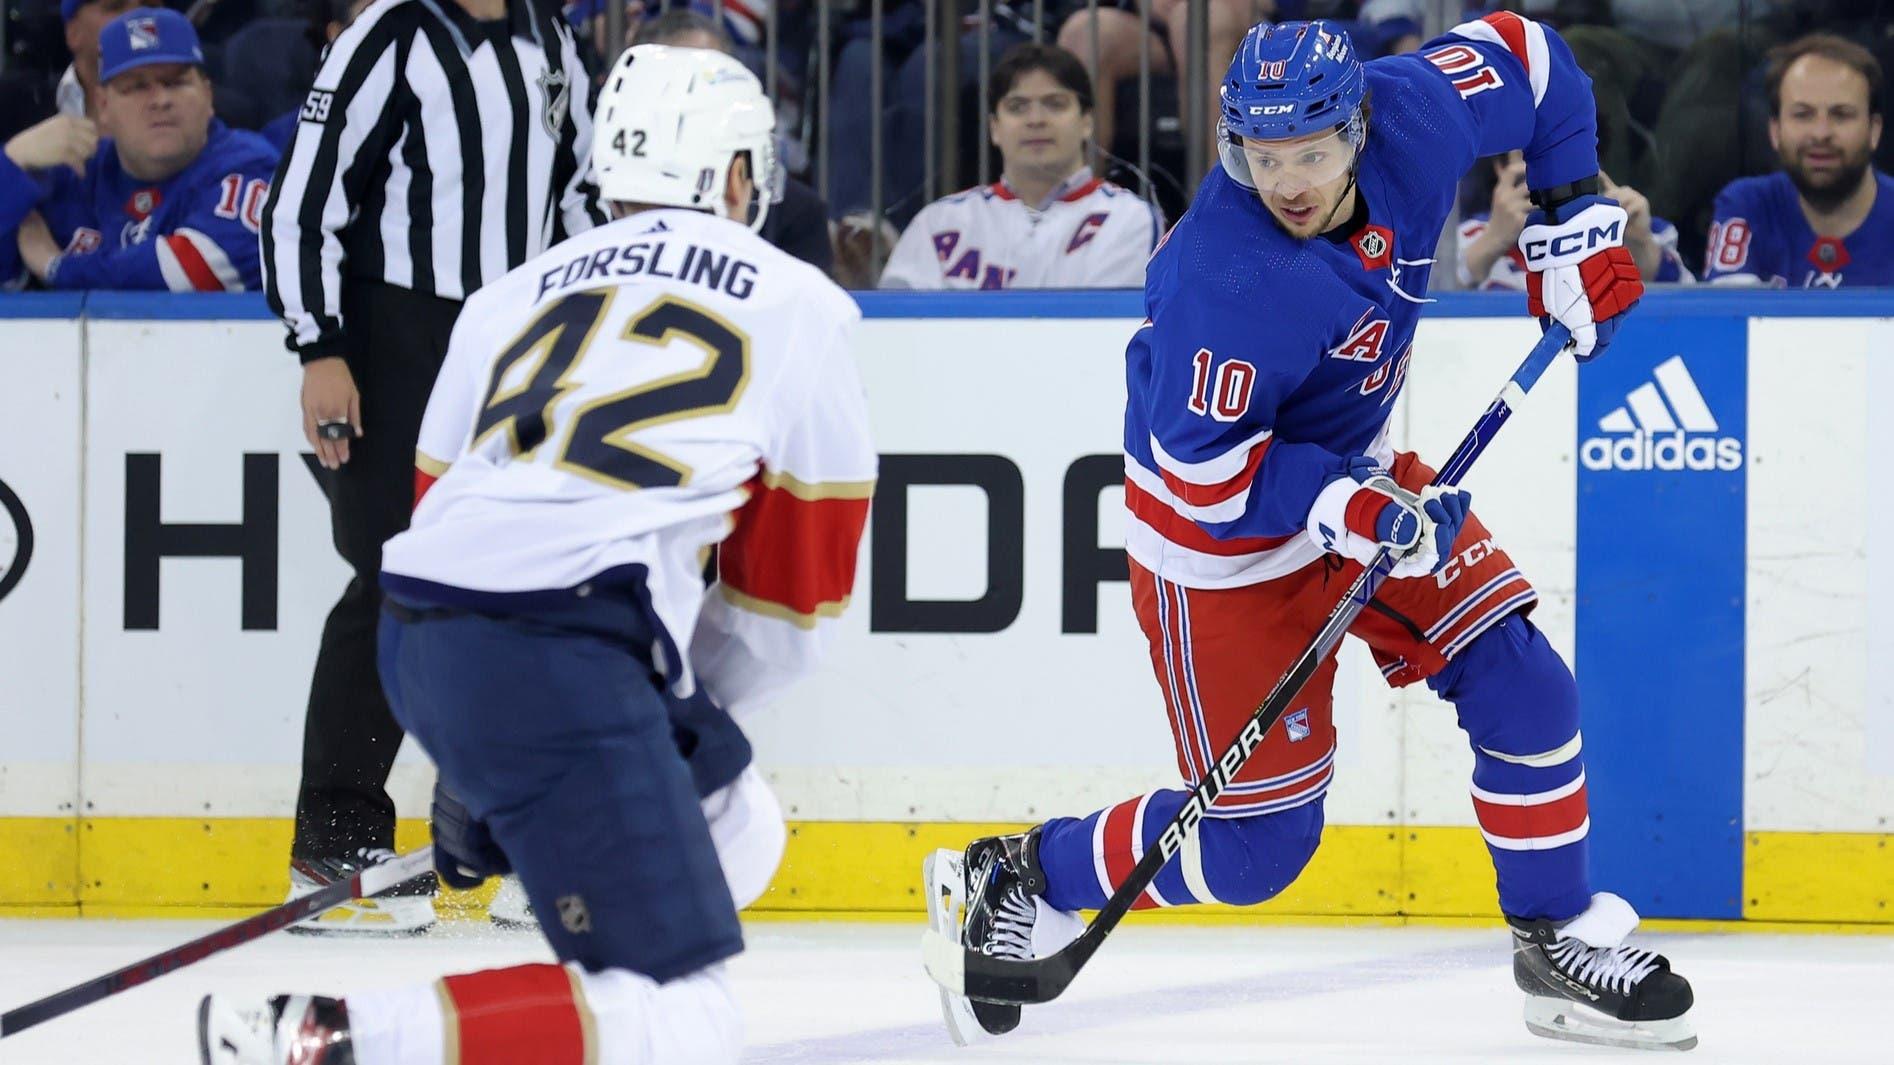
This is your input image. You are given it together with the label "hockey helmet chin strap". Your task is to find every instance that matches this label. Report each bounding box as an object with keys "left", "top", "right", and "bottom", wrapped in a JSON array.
[{"left": 1311, "top": 107, "right": 1367, "bottom": 235}]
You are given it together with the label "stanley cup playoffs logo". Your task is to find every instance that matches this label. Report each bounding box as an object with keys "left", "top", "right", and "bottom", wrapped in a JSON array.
[{"left": 0, "top": 474, "right": 31, "bottom": 603}]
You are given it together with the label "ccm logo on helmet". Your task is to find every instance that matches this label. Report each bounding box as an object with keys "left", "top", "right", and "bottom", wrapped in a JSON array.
[
  {"left": 1523, "top": 220, "right": 1624, "bottom": 265},
  {"left": 1249, "top": 103, "right": 1296, "bottom": 116}
]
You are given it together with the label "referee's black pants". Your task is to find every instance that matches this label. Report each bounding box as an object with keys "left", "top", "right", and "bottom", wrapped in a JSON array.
[{"left": 292, "top": 279, "right": 462, "bottom": 861}]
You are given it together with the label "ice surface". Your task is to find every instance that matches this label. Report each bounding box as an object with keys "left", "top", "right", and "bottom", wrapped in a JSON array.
[{"left": 0, "top": 918, "right": 1885, "bottom": 1063}]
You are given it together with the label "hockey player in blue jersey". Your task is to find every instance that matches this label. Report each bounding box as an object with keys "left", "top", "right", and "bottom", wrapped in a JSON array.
[
  {"left": 1707, "top": 34, "right": 1892, "bottom": 288},
  {"left": 0, "top": 8, "right": 278, "bottom": 291},
  {"left": 926, "top": 15, "right": 1696, "bottom": 1054}
]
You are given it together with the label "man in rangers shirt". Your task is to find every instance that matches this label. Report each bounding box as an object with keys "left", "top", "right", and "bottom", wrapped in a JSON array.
[
  {"left": 200, "top": 45, "right": 876, "bottom": 1065},
  {"left": 879, "top": 42, "right": 1162, "bottom": 290},
  {"left": 1459, "top": 151, "right": 1694, "bottom": 288},
  {"left": 0, "top": 8, "right": 277, "bottom": 290},
  {"left": 928, "top": 16, "right": 1696, "bottom": 1054},
  {"left": 1706, "top": 33, "right": 1893, "bottom": 288}
]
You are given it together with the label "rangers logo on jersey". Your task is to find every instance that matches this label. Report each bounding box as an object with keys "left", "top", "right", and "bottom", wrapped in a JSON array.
[{"left": 126, "top": 188, "right": 161, "bottom": 221}]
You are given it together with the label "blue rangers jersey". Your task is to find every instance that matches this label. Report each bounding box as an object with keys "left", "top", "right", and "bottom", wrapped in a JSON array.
[
  {"left": 0, "top": 119, "right": 278, "bottom": 291},
  {"left": 1125, "top": 12, "right": 1601, "bottom": 588},
  {"left": 1704, "top": 169, "right": 1894, "bottom": 288}
]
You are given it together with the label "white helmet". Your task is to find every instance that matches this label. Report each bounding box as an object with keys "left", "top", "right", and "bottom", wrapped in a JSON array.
[{"left": 592, "top": 44, "right": 777, "bottom": 232}]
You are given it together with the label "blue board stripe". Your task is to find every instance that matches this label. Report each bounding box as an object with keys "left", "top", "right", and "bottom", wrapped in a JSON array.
[{"left": 1575, "top": 316, "right": 1748, "bottom": 918}]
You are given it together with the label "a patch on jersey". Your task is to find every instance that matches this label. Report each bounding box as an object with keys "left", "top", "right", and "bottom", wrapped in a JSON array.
[
  {"left": 125, "top": 187, "right": 161, "bottom": 221},
  {"left": 66, "top": 228, "right": 102, "bottom": 255},
  {"left": 537, "top": 65, "right": 570, "bottom": 138},
  {"left": 1351, "top": 224, "right": 1394, "bottom": 271},
  {"left": 299, "top": 89, "right": 334, "bottom": 124},
  {"left": 1808, "top": 236, "right": 1851, "bottom": 272},
  {"left": 1285, "top": 708, "right": 1311, "bottom": 743}
]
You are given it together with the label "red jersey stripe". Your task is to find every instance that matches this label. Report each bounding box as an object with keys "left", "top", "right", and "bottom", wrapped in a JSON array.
[
  {"left": 1124, "top": 478, "right": 1294, "bottom": 556},
  {"left": 1482, "top": 10, "right": 1532, "bottom": 71},
  {"left": 720, "top": 472, "right": 872, "bottom": 625},
  {"left": 164, "top": 233, "right": 224, "bottom": 291},
  {"left": 439, "top": 963, "right": 589, "bottom": 1065},
  {"left": 1156, "top": 437, "right": 1270, "bottom": 507}
]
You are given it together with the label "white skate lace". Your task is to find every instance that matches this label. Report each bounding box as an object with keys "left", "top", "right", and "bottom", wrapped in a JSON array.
[
  {"left": 1549, "top": 937, "right": 1661, "bottom": 996},
  {"left": 985, "top": 886, "right": 1036, "bottom": 959},
  {"left": 353, "top": 847, "right": 397, "bottom": 866}
]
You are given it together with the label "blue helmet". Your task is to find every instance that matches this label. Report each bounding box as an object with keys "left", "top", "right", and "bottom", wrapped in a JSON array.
[{"left": 1220, "top": 20, "right": 1366, "bottom": 140}]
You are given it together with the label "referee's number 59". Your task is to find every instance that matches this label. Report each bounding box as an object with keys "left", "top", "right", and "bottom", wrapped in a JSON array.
[
  {"left": 472, "top": 290, "right": 750, "bottom": 490},
  {"left": 612, "top": 129, "right": 648, "bottom": 157}
]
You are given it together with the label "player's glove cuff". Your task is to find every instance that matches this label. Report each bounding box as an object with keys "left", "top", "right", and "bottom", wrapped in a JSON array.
[{"left": 430, "top": 781, "right": 511, "bottom": 890}]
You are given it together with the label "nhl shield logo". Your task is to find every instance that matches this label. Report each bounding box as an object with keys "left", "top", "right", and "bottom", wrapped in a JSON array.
[
  {"left": 556, "top": 894, "right": 591, "bottom": 934},
  {"left": 1352, "top": 225, "right": 1393, "bottom": 270},
  {"left": 127, "top": 188, "right": 160, "bottom": 220},
  {"left": 538, "top": 66, "right": 570, "bottom": 138}
]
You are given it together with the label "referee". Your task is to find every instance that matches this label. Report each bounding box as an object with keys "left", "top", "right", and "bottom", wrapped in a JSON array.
[{"left": 261, "top": 0, "right": 606, "bottom": 933}]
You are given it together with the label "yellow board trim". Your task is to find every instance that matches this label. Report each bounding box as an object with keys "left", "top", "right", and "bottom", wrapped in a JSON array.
[{"left": 3, "top": 818, "right": 1888, "bottom": 927}]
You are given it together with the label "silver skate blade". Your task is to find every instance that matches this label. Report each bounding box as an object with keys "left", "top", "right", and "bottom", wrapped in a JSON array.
[
  {"left": 921, "top": 851, "right": 984, "bottom": 1047},
  {"left": 1524, "top": 995, "right": 1697, "bottom": 1052}
]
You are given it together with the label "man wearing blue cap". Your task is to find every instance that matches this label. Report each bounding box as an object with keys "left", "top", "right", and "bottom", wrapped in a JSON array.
[{"left": 2, "top": 7, "right": 280, "bottom": 290}]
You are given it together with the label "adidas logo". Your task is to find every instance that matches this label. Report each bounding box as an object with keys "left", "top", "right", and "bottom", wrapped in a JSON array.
[{"left": 1580, "top": 355, "right": 1743, "bottom": 472}]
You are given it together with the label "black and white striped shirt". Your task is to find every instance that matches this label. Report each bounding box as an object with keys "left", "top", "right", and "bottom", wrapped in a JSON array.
[{"left": 262, "top": 0, "right": 606, "bottom": 360}]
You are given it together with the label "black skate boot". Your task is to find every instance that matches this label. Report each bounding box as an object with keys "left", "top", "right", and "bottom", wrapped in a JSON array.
[
  {"left": 286, "top": 848, "right": 436, "bottom": 936},
  {"left": 1508, "top": 892, "right": 1696, "bottom": 1052},
  {"left": 199, "top": 993, "right": 355, "bottom": 1064},
  {"left": 923, "top": 827, "right": 1080, "bottom": 1045}
]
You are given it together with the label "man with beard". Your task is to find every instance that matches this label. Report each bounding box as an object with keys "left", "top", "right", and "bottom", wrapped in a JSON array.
[{"left": 1706, "top": 34, "right": 1891, "bottom": 287}]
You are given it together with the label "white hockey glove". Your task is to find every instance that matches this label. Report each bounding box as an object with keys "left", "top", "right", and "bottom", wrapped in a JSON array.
[
  {"left": 1518, "top": 194, "right": 1645, "bottom": 362},
  {"left": 1306, "top": 457, "right": 1472, "bottom": 579}
]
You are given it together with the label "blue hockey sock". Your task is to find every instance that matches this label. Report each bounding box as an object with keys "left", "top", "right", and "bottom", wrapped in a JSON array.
[
  {"left": 1035, "top": 791, "right": 1325, "bottom": 913},
  {"left": 1428, "top": 612, "right": 1591, "bottom": 922}
]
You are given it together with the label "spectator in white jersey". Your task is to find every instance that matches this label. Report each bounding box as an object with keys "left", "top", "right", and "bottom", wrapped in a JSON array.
[
  {"left": 879, "top": 42, "right": 1162, "bottom": 290},
  {"left": 1457, "top": 150, "right": 1693, "bottom": 289}
]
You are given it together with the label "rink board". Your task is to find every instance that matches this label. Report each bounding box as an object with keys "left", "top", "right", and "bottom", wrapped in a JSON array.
[{"left": 0, "top": 290, "right": 1889, "bottom": 924}]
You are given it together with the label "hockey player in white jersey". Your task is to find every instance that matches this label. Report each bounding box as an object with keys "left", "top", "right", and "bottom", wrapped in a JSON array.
[
  {"left": 880, "top": 42, "right": 1162, "bottom": 290},
  {"left": 197, "top": 44, "right": 876, "bottom": 1065}
]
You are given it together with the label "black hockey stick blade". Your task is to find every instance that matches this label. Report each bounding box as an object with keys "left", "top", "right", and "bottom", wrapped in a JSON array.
[
  {"left": 0, "top": 845, "right": 435, "bottom": 1038},
  {"left": 921, "top": 324, "right": 1572, "bottom": 1008}
]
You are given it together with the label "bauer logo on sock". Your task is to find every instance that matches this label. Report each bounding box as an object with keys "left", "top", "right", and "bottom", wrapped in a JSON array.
[{"left": 1286, "top": 708, "right": 1311, "bottom": 742}]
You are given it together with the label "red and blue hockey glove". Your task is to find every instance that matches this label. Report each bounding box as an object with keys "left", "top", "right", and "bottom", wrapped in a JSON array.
[
  {"left": 1519, "top": 194, "right": 1644, "bottom": 362},
  {"left": 1306, "top": 456, "right": 1472, "bottom": 578},
  {"left": 431, "top": 781, "right": 512, "bottom": 890}
]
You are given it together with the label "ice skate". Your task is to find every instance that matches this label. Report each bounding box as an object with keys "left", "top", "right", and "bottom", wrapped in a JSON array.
[
  {"left": 1509, "top": 892, "right": 1696, "bottom": 1051},
  {"left": 285, "top": 848, "right": 436, "bottom": 936},
  {"left": 487, "top": 874, "right": 536, "bottom": 931},
  {"left": 923, "top": 828, "right": 1081, "bottom": 1045},
  {"left": 198, "top": 993, "right": 355, "bottom": 1064}
]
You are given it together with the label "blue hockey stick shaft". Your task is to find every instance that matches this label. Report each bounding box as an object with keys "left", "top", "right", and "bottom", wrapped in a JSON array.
[{"left": 929, "top": 322, "right": 1574, "bottom": 1007}]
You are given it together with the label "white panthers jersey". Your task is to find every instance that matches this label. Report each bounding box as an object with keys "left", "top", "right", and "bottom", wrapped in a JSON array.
[
  {"left": 879, "top": 168, "right": 1161, "bottom": 290},
  {"left": 381, "top": 208, "right": 877, "bottom": 716}
]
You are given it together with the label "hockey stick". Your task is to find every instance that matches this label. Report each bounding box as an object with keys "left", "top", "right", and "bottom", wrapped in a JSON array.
[
  {"left": 923, "top": 323, "right": 1574, "bottom": 1007},
  {"left": 0, "top": 845, "right": 435, "bottom": 1038}
]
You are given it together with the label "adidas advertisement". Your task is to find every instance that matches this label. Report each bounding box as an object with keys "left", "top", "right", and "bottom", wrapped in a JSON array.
[
  {"left": 1580, "top": 355, "right": 1744, "bottom": 471},
  {"left": 1575, "top": 315, "right": 1747, "bottom": 919}
]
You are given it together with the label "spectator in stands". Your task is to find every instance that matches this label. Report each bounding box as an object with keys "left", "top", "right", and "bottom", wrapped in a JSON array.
[
  {"left": 633, "top": 7, "right": 834, "bottom": 274},
  {"left": 56, "top": 0, "right": 141, "bottom": 120},
  {"left": 1458, "top": 150, "right": 1690, "bottom": 289},
  {"left": 1057, "top": 0, "right": 1272, "bottom": 166},
  {"left": 2, "top": 8, "right": 279, "bottom": 290},
  {"left": 1705, "top": 34, "right": 1894, "bottom": 287},
  {"left": 881, "top": 42, "right": 1160, "bottom": 289},
  {"left": 258, "top": 0, "right": 372, "bottom": 153}
]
